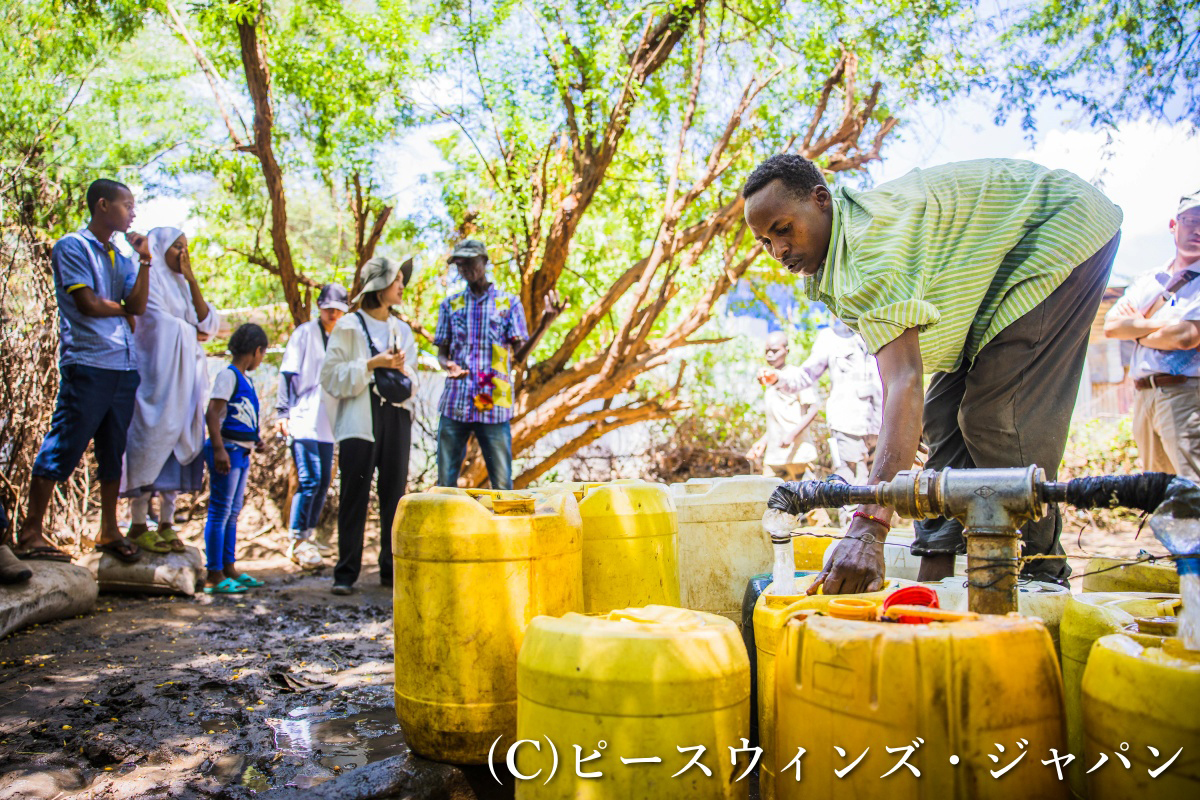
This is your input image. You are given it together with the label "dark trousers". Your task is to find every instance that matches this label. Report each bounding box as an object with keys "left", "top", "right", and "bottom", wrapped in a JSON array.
[
  {"left": 32, "top": 365, "right": 139, "bottom": 482},
  {"left": 334, "top": 392, "right": 411, "bottom": 586},
  {"left": 913, "top": 233, "right": 1121, "bottom": 583},
  {"left": 289, "top": 439, "right": 334, "bottom": 534},
  {"left": 436, "top": 416, "right": 513, "bottom": 489}
]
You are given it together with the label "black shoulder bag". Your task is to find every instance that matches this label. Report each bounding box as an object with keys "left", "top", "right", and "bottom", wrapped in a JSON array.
[{"left": 356, "top": 312, "right": 412, "bottom": 405}]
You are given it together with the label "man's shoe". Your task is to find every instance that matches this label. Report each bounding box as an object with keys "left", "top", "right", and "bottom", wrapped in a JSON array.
[{"left": 331, "top": 583, "right": 353, "bottom": 596}]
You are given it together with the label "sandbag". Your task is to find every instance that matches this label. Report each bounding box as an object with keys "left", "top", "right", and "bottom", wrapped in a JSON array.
[
  {"left": 0, "top": 561, "right": 97, "bottom": 638},
  {"left": 80, "top": 545, "right": 205, "bottom": 596}
]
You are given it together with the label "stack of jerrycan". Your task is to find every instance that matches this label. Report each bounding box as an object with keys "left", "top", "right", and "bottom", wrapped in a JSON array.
[
  {"left": 1060, "top": 591, "right": 1183, "bottom": 796},
  {"left": 819, "top": 527, "right": 968, "bottom": 581},
  {"left": 929, "top": 576, "right": 1071, "bottom": 656},
  {"left": 1082, "top": 633, "right": 1200, "bottom": 800},
  {"left": 542, "top": 479, "right": 679, "bottom": 613},
  {"left": 671, "top": 476, "right": 785, "bottom": 624},
  {"left": 772, "top": 604, "right": 1068, "bottom": 800},
  {"left": 1080, "top": 556, "right": 1179, "bottom": 593},
  {"left": 515, "top": 605, "right": 751, "bottom": 799},
  {"left": 750, "top": 574, "right": 918, "bottom": 799},
  {"left": 392, "top": 489, "right": 583, "bottom": 763}
]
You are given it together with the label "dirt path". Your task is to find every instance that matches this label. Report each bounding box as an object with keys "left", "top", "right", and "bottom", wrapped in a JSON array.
[
  {"left": 0, "top": 541, "right": 474, "bottom": 800},
  {"left": 0, "top": 513, "right": 1167, "bottom": 799}
]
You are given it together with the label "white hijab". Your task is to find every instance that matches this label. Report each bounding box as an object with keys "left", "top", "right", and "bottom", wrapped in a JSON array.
[{"left": 122, "top": 227, "right": 221, "bottom": 489}]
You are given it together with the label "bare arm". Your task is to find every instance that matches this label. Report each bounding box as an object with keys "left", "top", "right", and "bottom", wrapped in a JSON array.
[
  {"left": 780, "top": 402, "right": 821, "bottom": 447},
  {"left": 809, "top": 327, "right": 924, "bottom": 595},
  {"left": 1104, "top": 297, "right": 1162, "bottom": 340},
  {"left": 514, "top": 290, "right": 565, "bottom": 364},
  {"left": 70, "top": 286, "right": 128, "bottom": 318},
  {"left": 206, "top": 399, "right": 231, "bottom": 474},
  {"left": 437, "top": 343, "right": 468, "bottom": 378},
  {"left": 123, "top": 260, "right": 151, "bottom": 316},
  {"left": 1138, "top": 320, "right": 1200, "bottom": 351}
]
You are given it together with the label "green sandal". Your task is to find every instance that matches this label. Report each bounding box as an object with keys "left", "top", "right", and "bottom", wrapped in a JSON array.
[
  {"left": 203, "top": 577, "right": 248, "bottom": 594},
  {"left": 233, "top": 573, "right": 265, "bottom": 588},
  {"left": 156, "top": 525, "right": 187, "bottom": 553},
  {"left": 131, "top": 528, "right": 171, "bottom": 554}
]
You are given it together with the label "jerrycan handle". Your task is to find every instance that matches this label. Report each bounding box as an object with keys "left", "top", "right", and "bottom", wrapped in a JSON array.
[
  {"left": 465, "top": 489, "right": 536, "bottom": 516},
  {"left": 777, "top": 617, "right": 809, "bottom": 696},
  {"left": 881, "top": 605, "right": 979, "bottom": 623}
]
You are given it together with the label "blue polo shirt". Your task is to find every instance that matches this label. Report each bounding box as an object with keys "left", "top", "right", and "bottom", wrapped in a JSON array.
[{"left": 50, "top": 228, "right": 138, "bottom": 370}]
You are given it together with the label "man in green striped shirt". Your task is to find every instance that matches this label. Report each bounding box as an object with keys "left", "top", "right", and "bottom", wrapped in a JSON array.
[{"left": 743, "top": 156, "right": 1122, "bottom": 593}]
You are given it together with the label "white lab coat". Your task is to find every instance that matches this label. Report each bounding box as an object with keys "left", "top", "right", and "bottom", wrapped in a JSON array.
[
  {"left": 122, "top": 228, "right": 221, "bottom": 490},
  {"left": 320, "top": 311, "right": 418, "bottom": 443}
]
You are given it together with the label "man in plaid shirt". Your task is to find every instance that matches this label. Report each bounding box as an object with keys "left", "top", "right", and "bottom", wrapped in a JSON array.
[{"left": 434, "top": 240, "right": 560, "bottom": 488}]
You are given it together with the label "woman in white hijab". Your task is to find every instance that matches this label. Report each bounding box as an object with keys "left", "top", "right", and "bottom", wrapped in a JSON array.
[{"left": 122, "top": 227, "right": 221, "bottom": 553}]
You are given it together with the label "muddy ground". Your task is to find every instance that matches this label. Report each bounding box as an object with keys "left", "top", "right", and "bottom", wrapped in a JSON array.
[{"left": 0, "top": 514, "right": 1166, "bottom": 799}]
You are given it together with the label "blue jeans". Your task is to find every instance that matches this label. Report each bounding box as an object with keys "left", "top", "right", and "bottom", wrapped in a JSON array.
[
  {"left": 203, "top": 442, "right": 250, "bottom": 572},
  {"left": 436, "top": 416, "right": 512, "bottom": 489},
  {"left": 289, "top": 439, "right": 333, "bottom": 535}
]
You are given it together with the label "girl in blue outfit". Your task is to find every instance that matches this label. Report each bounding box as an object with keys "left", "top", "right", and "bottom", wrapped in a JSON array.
[{"left": 202, "top": 323, "right": 268, "bottom": 594}]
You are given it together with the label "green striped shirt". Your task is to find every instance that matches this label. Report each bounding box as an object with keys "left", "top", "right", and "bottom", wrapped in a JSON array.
[{"left": 804, "top": 159, "right": 1123, "bottom": 372}]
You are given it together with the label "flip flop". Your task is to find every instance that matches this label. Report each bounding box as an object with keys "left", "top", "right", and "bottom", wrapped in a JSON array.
[
  {"left": 14, "top": 545, "right": 73, "bottom": 563},
  {"left": 131, "top": 529, "right": 171, "bottom": 554},
  {"left": 156, "top": 525, "right": 187, "bottom": 553},
  {"left": 233, "top": 573, "right": 265, "bottom": 588},
  {"left": 95, "top": 538, "right": 141, "bottom": 564},
  {"left": 204, "top": 577, "right": 249, "bottom": 594}
]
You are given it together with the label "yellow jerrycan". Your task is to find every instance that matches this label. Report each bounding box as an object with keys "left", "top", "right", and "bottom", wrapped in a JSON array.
[
  {"left": 1081, "top": 557, "right": 1179, "bottom": 593},
  {"left": 773, "top": 611, "right": 1068, "bottom": 800},
  {"left": 1060, "top": 591, "right": 1180, "bottom": 796},
  {"left": 567, "top": 480, "right": 680, "bottom": 613},
  {"left": 1081, "top": 633, "right": 1200, "bottom": 800},
  {"left": 751, "top": 574, "right": 917, "bottom": 800},
  {"left": 515, "top": 605, "right": 750, "bottom": 799},
  {"left": 671, "top": 475, "right": 784, "bottom": 623},
  {"left": 392, "top": 489, "right": 583, "bottom": 763}
]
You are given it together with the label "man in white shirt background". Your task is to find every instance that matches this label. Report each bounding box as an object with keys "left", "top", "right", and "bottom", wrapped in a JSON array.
[
  {"left": 1105, "top": 190, "right": 1200, "bottom": 480},
  {"left": 777, "top": 319, "right": 884, "bottom": 523}
]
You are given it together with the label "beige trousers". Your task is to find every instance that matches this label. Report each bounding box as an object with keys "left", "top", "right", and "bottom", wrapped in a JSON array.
[{"left": 1132, "top": 379, "right": 1200, "bottom": 481}]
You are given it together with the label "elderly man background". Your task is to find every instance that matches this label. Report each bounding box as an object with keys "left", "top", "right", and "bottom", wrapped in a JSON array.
[
  {"left": 434, "top": 239, "right": 561, "bottom": 489},
  {"left": 1105, "top": 190, "right": 1200, "bottom": 480}
]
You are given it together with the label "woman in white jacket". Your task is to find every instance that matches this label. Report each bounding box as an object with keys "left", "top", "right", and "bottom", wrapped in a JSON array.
[
  {"left": 320, "top": 256, "right": 417, "bottom": 595},
  {"left": 122, "top": 227, "right": 221, "bottom": 553}
]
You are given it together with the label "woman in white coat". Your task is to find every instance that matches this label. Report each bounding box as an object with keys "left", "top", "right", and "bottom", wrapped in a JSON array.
[
  {"left": 123, "top": 227, "right": 221, "bottom": 553},
  {"left": 320, "top": 256, "right": 417, "bottom": 595}
]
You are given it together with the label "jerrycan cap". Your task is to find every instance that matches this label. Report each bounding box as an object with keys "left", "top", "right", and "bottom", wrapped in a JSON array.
[
  {"left": 826, "top": 597, "right": 878, "bottom": 621},
  {"left": 465, "top": 489, "right": 536, "bottom": 515},
  {"left": 882, "top": 586, "right": 940, "bottom": 624}
]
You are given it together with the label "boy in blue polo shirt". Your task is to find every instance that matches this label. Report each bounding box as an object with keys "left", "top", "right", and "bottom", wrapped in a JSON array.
[{"left": 15, "top": 179, "right": 150, "bottom": 564}]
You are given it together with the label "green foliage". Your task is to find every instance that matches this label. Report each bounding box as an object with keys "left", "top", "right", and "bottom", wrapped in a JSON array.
[{"left": 989, "top": 0, "right": 1199, "bottom": 128}]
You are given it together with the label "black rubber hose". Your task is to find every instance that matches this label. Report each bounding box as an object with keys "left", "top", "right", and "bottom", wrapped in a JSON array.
[
  {"left": 766, "top": 477, "right": 855, "bottom": 515},
  {"left": 1061, "top": 472, "right": 1185, "bottom": 514}
]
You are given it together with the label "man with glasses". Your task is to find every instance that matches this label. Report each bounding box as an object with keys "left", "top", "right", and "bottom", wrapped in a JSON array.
[{"left": 1105, "top": 190, "right": 1200, "bottom": 480}]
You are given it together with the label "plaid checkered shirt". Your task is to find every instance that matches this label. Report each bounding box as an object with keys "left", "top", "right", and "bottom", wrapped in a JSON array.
[{"left": 434, "top": 284, "right": 528, "bottom": 423}]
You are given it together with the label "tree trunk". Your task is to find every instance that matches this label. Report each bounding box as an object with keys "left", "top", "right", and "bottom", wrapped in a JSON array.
[{"left": 236, "top": 13, "right": 307, "bottom": 326}]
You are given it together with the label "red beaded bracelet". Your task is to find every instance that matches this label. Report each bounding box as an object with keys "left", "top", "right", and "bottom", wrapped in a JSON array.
[{"left": 853, "top": 509, "right": 891, "bottom": 529}]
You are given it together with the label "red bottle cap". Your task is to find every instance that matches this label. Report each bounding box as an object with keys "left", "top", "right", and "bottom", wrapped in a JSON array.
[{"left": 882, "top": 585, "right": 941, "bottom": 624}]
